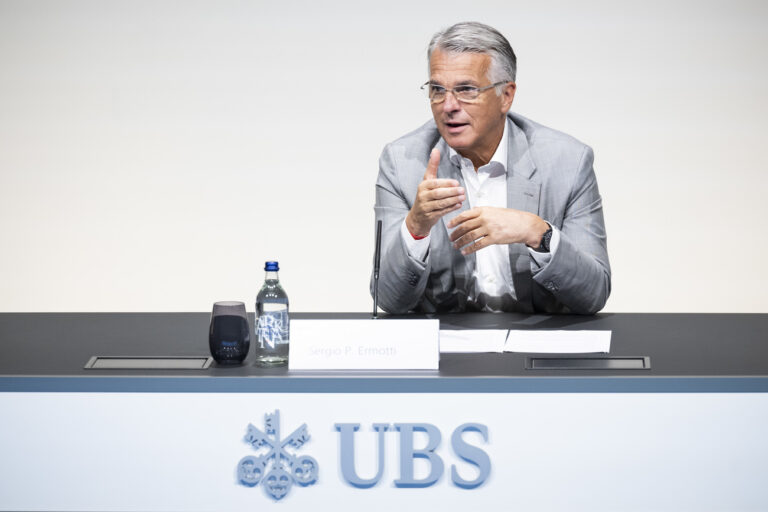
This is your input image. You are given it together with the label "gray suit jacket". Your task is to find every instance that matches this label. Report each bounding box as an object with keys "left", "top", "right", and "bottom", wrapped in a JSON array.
[{"left": 372, "top": 112, "right": 611, "bottom": 315}]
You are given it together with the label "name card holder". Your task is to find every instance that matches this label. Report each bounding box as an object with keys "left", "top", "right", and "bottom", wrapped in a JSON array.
[{"left": 289, "top": 319, "right": 439, "bottom": 370}]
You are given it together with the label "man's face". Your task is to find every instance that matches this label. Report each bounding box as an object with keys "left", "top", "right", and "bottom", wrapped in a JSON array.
[{"left": 429, "top": 49, "right": 515, "bottom": 157}]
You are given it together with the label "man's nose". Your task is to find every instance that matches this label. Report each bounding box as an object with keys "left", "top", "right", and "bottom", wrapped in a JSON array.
[{"left": 442, "top": 90, "right": 461, "bottom": 113}]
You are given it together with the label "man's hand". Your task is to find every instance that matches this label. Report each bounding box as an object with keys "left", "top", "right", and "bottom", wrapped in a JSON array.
[
  {"left": 447, "top": 206, "right": 549, "bottom": 255},
  {"left": 405, "top": 149, "right": 465, "bottom": 237}
]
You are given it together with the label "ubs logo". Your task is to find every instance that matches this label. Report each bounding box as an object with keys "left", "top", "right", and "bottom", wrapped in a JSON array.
[
  {"left": 236, "top": 410, "right": 318, "bottom": 501},
  {"left": 237, "top": 410, "right": 490, "bottom": 500},
  {"left": 335, "top": 422, "right": 490, "bottom": 489}
]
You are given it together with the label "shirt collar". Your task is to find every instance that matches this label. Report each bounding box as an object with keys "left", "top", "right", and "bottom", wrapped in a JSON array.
[{"left": 446, "top": 117, "right": 509, "bottom": 173}]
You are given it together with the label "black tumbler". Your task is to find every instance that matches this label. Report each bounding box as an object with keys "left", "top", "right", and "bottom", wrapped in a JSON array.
[{"left": 209, "top": 301, "right": 250, "bottom": 365}]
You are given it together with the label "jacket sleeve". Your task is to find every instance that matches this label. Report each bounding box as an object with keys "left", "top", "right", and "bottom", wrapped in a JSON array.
[
  {"left": 370, "top": 144, "right": 432, "bottom": 314},
  {"left": 532, "top": 146, "right": 611, "bottom": 314}
]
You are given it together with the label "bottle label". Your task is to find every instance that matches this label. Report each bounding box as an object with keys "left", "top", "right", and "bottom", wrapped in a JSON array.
[{"left": 257, "top": 307, "right": 289, "bottom": 349}]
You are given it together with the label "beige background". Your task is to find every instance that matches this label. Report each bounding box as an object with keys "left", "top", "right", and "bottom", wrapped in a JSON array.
[{"left": 1, "top": 0, "right": 766, "bottom": 312}]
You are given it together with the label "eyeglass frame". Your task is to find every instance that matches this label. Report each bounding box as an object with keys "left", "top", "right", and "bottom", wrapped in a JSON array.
[{"left": 420, "top": 80, "right": 511, "bottom": 104}]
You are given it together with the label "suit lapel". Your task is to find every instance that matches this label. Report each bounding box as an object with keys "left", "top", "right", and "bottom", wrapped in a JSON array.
[{"left": 506, "top": 119, "right": 540, "bottom": 312}]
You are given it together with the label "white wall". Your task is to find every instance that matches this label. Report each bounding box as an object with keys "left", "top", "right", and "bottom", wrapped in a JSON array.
[{"left": 1, "top": 0, "right": 766, "bottom": 313}]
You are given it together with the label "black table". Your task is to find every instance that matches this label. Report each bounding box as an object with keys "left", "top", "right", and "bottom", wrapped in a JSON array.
[{"left": 1, "top": 312, "right": 767, "bottom": 392}]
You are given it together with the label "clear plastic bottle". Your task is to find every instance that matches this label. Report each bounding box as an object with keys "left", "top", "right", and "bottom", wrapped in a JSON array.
[{"left": 255, "top": 261, "right": 289, "bottom": 366}]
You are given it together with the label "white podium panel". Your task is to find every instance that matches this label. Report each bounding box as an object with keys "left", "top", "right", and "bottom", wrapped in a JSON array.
[{"left": 1, "top": 392, "right": 767, "bottom": 511}]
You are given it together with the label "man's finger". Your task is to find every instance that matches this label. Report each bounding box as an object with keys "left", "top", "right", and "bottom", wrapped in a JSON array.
[
  {"left": 454, "top": 230, "right": 486, "bottom": 250},
  {"left": 449, "top": 223, "right": 471, "bottom": 243},
  {"left": 461, "top": 236, "right": 487, "bottom": 256},
  {"left": 424, "top": 186, "right": 465, "bottom": 201},
  {"left": 423, "top": 179, "right": 461, "bottom": 190},
  {"left": 427, "top": 202, "right": 464, "bottom": 220},
  {"left": 424, "top": 195, "right": 464, "bottom": 213},
  {"left": 447, "top": 207, "right": 480, "bottom": 228},
  {"left": 423, "top": 148, "right": 441, "bottom": 180},
  {"left": 450, "top": 218, "right": 483, "bottom": 243}
]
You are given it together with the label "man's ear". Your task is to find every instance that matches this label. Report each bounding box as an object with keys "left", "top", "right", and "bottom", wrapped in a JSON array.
[{"left": 501, "top": 82, "right": 516, "bottom": 112}]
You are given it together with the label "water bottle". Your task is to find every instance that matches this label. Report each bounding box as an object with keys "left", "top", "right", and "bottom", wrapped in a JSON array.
[{"left": 255, "top": 261, "right": 289, "bottom": 366}]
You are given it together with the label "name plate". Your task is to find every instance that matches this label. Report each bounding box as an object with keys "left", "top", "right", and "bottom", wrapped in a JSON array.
[{"left": 289, "top": 319, "right": 439, "bottom": 370}]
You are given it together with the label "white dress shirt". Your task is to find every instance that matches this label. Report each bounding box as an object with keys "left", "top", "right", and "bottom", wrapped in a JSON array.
[{"left": 400, "top": 120, "right": 561, "bottom": 311}]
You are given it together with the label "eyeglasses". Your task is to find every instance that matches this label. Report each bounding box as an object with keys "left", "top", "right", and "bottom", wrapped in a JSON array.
[{"left": 421, "top": 81, "right": 509, "bottom": 104}]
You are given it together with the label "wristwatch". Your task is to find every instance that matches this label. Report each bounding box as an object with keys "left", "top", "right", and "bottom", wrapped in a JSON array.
[{"left": 534, "top": 224, "right": 553, "bottom": 253}]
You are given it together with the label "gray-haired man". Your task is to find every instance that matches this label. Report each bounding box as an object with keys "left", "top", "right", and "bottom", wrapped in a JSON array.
[{"left": 373, "top": 22, "right": 610, "bottom": 314}]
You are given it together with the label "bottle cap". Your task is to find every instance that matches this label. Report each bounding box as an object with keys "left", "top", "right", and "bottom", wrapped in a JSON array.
[{"left": 264, "top": 261, "right": 280, "bottom": 272}]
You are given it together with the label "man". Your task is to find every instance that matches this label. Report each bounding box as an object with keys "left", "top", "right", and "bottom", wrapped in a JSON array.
[{"left": 372, "top": 22, "right": 610, "bottom": 315}]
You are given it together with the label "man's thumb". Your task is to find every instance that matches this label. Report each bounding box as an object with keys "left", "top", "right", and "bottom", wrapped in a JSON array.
[{"left": 424, "top": 148, "right": 440, "bottom": 180}]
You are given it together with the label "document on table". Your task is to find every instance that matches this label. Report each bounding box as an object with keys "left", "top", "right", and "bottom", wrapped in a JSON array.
[
  {"left": 504, "top": 330, "right": 611, "bottom": 353},
  {"left": 439, "top": 329, "right": 508, "bottom": 353}
]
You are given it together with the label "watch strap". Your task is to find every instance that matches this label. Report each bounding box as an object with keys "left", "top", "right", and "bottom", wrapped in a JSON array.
[{"left": 534, "top": 224, "right": 553, "bottom": 253}]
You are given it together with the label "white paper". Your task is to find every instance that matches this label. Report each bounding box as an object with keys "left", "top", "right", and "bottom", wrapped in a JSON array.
[
  {"left": 504, "top": 330, "right": 611, "bottom": 353},
  {"left": 289, "top": 319, "right": 439, "bottom": 370},
  {"left": 439, "top": 329, "right": 508, "bottom": 353}
]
